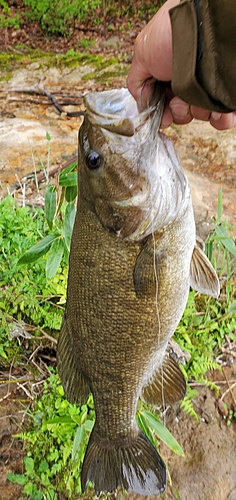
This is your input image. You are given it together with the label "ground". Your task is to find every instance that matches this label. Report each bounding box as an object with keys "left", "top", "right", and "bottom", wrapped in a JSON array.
[{"left": 0, "top": 7, "right": 236, "bottom": 500}]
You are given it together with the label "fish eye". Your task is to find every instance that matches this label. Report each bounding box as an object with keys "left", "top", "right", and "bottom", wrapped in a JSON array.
[{"left": 86, "top": 151, "right": 102, "bottom": 170}]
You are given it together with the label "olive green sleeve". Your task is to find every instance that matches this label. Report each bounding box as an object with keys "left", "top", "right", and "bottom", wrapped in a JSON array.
[{"left": 169, "top": 0, "right": 236, "bottom": 112}]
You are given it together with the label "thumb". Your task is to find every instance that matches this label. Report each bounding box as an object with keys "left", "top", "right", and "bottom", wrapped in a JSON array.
[{"left": 127, "top": 67, "right": 156, "bottom": 111}]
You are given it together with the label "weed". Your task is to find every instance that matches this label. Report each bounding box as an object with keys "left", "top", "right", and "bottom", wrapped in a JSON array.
[
  {"left": 225, "top": 408, "right": 236, "bottom": 426},
  {"left": 0, "top": 0, "right": 22, "bottom": 29},
  {"left": 92, "top": 17, "right": 102, "bottom": 25},
  {"left": 7, "top": 370, "right": 95, "bottom": 499},
  {"left": 78, "top": 38, "right": 96, "bottom": 49},
  {"left": 18, "top": 156, "right": 78, "bottom": 279},
  {"left": 8, "top": 370, "right": 184, "bottom": 499},
  {"left": 23, "top": 0, "right": 102, "bottom": 35},
  {"left": 0, "top": 196, "right": 66, "bottom": 360},
  {"left": 205, "top": 189, "right": 236, "bottom": 284},
  {"left": 174, "top": 189, "right": 236, "bottom": 417}
]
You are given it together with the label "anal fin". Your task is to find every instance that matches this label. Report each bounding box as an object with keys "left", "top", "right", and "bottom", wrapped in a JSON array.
[
  {"left": 82, "top": 425, "right": 166, "bottom": 495},
  {"left": 141, "top": 351, "right": 186, "bottom": 406},
  {"left": 190, "top": 242, "right": 220, "bottom": 298},
  {"left": 57, "top": 316, "right": 90, "bottom": 405}
]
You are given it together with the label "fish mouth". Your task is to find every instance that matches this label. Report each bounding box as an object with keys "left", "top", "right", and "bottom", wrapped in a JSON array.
[{"left": 84, "top": 87, "right": 165, "bottom": 137}]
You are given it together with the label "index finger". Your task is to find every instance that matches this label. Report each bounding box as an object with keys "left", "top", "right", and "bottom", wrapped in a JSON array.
[{"left": 126, "top": 54, "right": 153, "bottom": 105}]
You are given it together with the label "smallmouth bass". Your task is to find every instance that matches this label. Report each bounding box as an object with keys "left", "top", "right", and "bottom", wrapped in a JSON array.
[{"left": 57, "top": 87, "right": 219, "bottom": 496}]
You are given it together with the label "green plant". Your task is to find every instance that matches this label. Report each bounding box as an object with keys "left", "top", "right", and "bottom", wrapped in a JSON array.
[
  {"left": 8, "top": 371, "right": 184, "bottom": 499},
  {"left": 225, "top": 408, "right": 236, "bottom": 427},
  {"left": 19, "top": 156, "right": 77, "bottom": 279},
  {"left": 7, "top": 370, "right": 95, "bottom": 499},
  {"left": 78, "top": 38, "right": 96, "bottom": 49},
  {"left": 23, "top": 0, "right": 102, "bottom": 35},
  {"left": 205, "top": 189, "right": 236, "bottom": 284},
  {"left": 137, "top": 405, "right": 184, "bottom": 457},
  {"left": 0, "top": 0, "right": 22, "bottom": 29},
  {"left": 174, "top": 189, "right": 236, "bottom": 418},
  {"left": 0, "top": 195, "right": 67, "bottom": 360}
]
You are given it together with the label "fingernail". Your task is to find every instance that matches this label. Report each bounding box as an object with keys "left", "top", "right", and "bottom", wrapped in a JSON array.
[
  {"left": 169, "top": 101, "right": 190, "bottom": 119},
  {"left": 211, "top": 112, "right": 222, "bottom": 121}
]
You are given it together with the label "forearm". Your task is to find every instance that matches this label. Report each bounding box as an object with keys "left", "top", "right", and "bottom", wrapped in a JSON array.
[{"left": 170, "top": 0, "right": 236, "bottom": 112}]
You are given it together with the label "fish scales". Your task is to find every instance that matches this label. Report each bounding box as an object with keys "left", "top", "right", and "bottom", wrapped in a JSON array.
[{"left": 57, "top": 87, "right": 220, "bottom": 496}]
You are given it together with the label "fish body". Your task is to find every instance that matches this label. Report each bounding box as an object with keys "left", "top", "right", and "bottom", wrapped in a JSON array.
[{"left": 57, "top": 88, "right": 219, "bottom": 496}]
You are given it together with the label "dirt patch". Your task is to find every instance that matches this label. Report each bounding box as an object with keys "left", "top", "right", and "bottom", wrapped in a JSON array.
[
  {"left": 0, "top": 364, "right": 235, "bottom": 500},
  {"left": 0, "top": 382, "right": 26, "bottom": 499},
  {"left": 127, "top": 363, "right": 236, "bottom": 500}
]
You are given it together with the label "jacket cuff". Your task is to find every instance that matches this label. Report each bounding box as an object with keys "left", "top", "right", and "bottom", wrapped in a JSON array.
[{"left": 169, "top": 0, "right": 235, "bottom": 112}]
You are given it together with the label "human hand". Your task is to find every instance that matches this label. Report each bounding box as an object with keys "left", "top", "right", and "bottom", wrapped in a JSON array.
[
  {"left": 161, "top": 95, "right": 236, "bottom": 130},
  {"left": 126, "top": 0, "right": 236, "bottom": 130}
]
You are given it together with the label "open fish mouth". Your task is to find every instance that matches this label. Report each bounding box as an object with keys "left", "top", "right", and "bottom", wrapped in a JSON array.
[{"left": 84, "top": 87, "right": 165, "bottom": 137}]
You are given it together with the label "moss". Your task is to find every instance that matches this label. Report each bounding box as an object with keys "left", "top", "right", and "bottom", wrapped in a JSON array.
[
  {"left": 0, "top": 49, "right": 53, "bottom": 72},
  {"left": 0, "top": 73, "right": 13, "bottom": 82},
  {"left": 0, "top": 49, "right": 126, "bottom": 89},
  {"left": 56, "top": 52, "right": 119, "bottom": 69},
  {"left": 0, "top": 48, "right": 122, "bottom": 81},
  {"left": 81, "top": 64, "right": 129, "bottom": 83}
]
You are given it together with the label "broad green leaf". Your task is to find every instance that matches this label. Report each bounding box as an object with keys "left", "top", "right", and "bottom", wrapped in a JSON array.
[
  {"left": 72, "top": 426, "right": 86, "bottom": 460},
  {"left": 24, "top": 456, "right": 35, "bottom": 474},
  {"left": 60, "top": 161, "right": 77, "bottom": 178},
  {"left": 45, "top": 185, "right": 57, "bottom": 230},
  {"left": 65, "top": 185, "right": 77, "bottom": 203},
  {"left": 215, "top": 225, "right": 236, "bottom": 256},
  {"left": 45, "top": 416, "right": 74, "bottom": 425},
  {"left": 139, "top": 409, "right": 185, "bottom": 457},
  {"left": 229, "top": 301, "right": 236, "bottom": 315},
  {"left": 46, "top": 238, "right": 64, "bottom": 279},
  {"left": 23, "top": 482, "right": 44, "bottom": 499},
  {"left": 38, "top": 460, "right": 49, "bottom": 473},
  {"left": 18, "top": 235, "right": 59, "bottom": 264},
  {"left": 59, "top": 172, "right": 77, "bottom": 187},
  {"left": 7, "top": 473, "right": 27, "bottom": 485},
  {"left": 137, "top": 410, "right": 156, "bottom": 448},
  {"left": 46, "top": 131, "right": 51, "bottom": 141},
  {"left": 0, "top": 344, "right": 8, "bottom": 359},
  {"left": 64, "top": 203, "right": 76, "bottom": 250},
  {"left": 84, "top": 419, "right": 94, "bottom": 432},
  {"left": 59, "top": 161, "right": 77, "bottom": 187}
]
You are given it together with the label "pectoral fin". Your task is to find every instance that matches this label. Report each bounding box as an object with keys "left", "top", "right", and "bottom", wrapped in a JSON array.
[
  {"left": 57, "top": 316, "right": 90, "bottom": 405},
  {"left": 134, "top": 242, "right": 166, "bottom": 298},
  {"left": 141, "top": 351, "right": 186, "bottom": 406},
  {"left": 190, "top": 243, "right": 220, "bottom": 298}
]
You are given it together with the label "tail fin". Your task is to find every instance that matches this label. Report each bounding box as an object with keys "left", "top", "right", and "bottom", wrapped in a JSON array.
[{"left": 81, "top": 426, "right": 166, "bottom": 495}]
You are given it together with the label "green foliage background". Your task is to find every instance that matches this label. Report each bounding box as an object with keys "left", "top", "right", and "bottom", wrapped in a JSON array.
[
  {"left": 0, "top": 0, "right": 165, "bottom": 34},
  {"left": 0, "top": 196, "right": 67, "bottom": 360},
  {"left": 1, "top": 181, "right": 235, "bottom": 498}
]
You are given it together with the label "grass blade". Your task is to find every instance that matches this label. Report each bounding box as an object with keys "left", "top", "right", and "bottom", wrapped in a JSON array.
[{"left": 139, "top": 409, "right": 185, "bottom": 457}]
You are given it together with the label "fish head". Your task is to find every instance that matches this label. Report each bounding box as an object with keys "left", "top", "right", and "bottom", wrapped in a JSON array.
[{"left": 79, "top": 87, "right": 165, "bottom": 238}]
